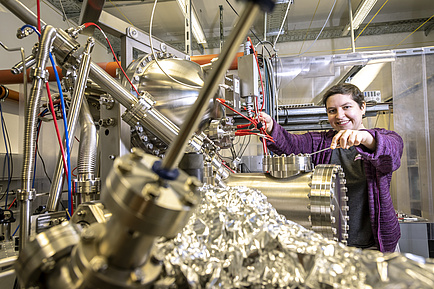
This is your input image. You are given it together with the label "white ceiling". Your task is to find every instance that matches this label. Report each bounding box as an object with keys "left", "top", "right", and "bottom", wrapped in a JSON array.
[
  {"left": 101, "top": 0, "right": 434, "bottom": 47},
  {"left": 33, "top": 0, "right": 434, "bottom": 53}
]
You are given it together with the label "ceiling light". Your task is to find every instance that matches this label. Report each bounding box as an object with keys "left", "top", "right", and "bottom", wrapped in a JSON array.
[
  {"left": 176, "top": 0, "right": 207, "bottom": 45},
  {"left": 342, "top": 0, "right": 378, "bottom": 36}
]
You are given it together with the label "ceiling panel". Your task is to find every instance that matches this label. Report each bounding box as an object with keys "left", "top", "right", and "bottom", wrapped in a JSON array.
[{"left": 42, "top": 0, "right": 434, "bottom": 52}]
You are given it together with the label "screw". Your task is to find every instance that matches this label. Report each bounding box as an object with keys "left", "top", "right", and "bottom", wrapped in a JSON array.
[
  {"left": 76, "top": 210, "right": 86, "bottom": 217},
  {"left": 132, "top": 268, "right": 145, "bottom": 283},
  {"left": 81, "top": 228, "right": 95, "bottom": 242},
  {"left": 90, "top": 256, "right": 108, "bottom": 273},
  {"left": 40, "top": 257, "right": 56, "bottom": 272},
  {"left": 118, "top": 161, "right": 133, "bottom": 174},
  {"left": 130, "top": 148, "right": 144, "bottom": 160},
  {"left": 128, "top": 27, "right": 138, "bottom": 39}
]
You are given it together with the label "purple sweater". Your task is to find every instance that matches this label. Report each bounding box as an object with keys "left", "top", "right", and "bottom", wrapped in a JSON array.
[{"left": 266, "top": 121, "right": 404, "bottom": 252}]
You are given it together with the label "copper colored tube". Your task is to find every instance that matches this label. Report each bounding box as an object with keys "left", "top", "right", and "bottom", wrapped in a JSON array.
[
  {"left": 0, "top": 62, "right": 118, "bottom": 85},
  {"left": 0, "top": 85, "right": 19, "bottom": 101},
  {"left": 190, "top": 52, "right": 244, "bottom": 70},
  {"left": 0, "top": 55, "right": 239, "bottom": 85}
]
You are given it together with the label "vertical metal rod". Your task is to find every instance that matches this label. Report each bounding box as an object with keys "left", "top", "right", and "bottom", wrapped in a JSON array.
[
  {"left": 219, "top": 5, "right": 224, "bottom": 52},
  {"left": 264, "top": 11, "right": 267, "bottom": 41},
  {"left": 46, "top": 38, "right": 95, "bottom": 211},
  {"left": 161, "top": 2, "right": 261, "bottom": 171},
  {"left": 184, "top": 0, "right": 192, "bottom": 55},
  {"left": 348, "top": 0, "right": 356, "bottom": 53}
]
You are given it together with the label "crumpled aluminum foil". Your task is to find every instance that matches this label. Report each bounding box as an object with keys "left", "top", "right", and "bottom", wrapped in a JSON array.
[{"left": 154, "top": 186, "right": 434, "bottom": 288}]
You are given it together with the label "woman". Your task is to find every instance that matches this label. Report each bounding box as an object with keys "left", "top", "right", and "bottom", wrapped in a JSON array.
[{"left": 259, "top": 83, "right": 403, "bottom": 252}]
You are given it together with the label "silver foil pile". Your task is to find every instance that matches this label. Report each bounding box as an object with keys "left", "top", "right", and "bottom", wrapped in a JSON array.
[{"left": 154, "top": 186, "right": 434, "bottom": 288}]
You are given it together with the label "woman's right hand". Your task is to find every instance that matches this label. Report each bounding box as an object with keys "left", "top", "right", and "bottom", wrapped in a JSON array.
[{"left": 258, "top": 112, "right": 273, "bottom": 134}]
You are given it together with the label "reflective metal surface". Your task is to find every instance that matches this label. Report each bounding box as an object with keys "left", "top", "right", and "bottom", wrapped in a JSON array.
[
  {"left": 123, "top": 54, "right": 204, "bottom": 128},
  {"left": 154, "top": 186, "right": 434, "bottom": 288},
  {"left": 226, "top": 164, "right": 348, "bottom": 243},
  {"left": 70, "top": 202, "right": 111, "bottom": 227},
  {"left": 263, "top": 153, "right": 313, "bottom": 178},
  {"left": 14, "top": 222, "right": 81, "bottom": 288},
  {"left": 125, "top": 54, "right": 215, "bottom": 158}
]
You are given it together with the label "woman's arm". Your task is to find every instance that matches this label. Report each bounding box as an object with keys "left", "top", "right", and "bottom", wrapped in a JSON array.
[
  {"left": 259, "top": 112, "right": 315, "bottom": 155},
  {"left": 355, "top": 129, "right": 404, "bottom": 174}
]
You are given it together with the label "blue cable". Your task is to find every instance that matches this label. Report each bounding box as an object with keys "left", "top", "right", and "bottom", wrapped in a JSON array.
[
  {"left": 19, "top": 25, "right": 72, "bottom": 216},
  {"left": 49, "top": 52, "right": 72, "bottom": 217},
  {"left": 12, "top": 224, "right": 19, "bottom": 237},
  {"left": 21, "top": 24, "right": 41, "bottom": 37},
  {"left": 0, "top": 103, "right": 11, "bottom": 209}
]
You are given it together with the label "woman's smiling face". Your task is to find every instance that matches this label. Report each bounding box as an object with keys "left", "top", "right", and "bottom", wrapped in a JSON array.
[{"left": 326, "top": 93, "right": 366, "bottom": 131}]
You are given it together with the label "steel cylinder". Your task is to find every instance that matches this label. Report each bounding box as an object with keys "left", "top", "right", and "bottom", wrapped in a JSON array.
[{"left": 226, "top": 164, "right": 349, "bottom": 243}]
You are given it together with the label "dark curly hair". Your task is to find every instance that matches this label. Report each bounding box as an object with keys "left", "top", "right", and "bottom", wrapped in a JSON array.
[{"left": 322, "top": 83, "right": 365, "bottom": 109}]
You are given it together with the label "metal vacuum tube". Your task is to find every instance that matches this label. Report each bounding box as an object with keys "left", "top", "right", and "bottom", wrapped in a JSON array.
[
  {"left": 226, "top": 154, "right": 349, "bottom": 243},
  {"left": 14, "top": 148, "right": 200, "bottom": 288}
]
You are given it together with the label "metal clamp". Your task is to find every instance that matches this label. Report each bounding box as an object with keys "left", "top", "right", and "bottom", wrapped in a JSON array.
[
  {"left": 121, "top": 93, "right": 155, "bottom": 127},
  {"left": 30, "top": 67, "right": 49, "bottom": 81},
  {"left": 17, "top": 189, "right": 36, "bottom": 201}
]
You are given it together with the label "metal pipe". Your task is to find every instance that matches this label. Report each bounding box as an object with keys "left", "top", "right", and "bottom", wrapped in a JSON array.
[
  {"left": 11, "top": 54, "right": 35, "bottom": 75},
  {"left": 0, "top": 269, "right": 15, "bottom": 279},
  {"left": 162, "top": 2, "right": 260, "bottom": 171},
  {"left": 46, "top": 38, "right": 95, "bottom": 211},
  {"left": 0, "top": 0, "right": 46, "bottom": 28},
  {"left": 77, "top": 100, "right": 97, "bottom": 178},
  {"left": 0, "top": 43, "right": 27, "bottom": 104},
  {"left": 99, "top": 218, "right": 156, "bottom": 269},
  {"left": 88, "top": 62, "right": 138, "bottom": 108},
  {"left": 226, "top": 172, "right": 312, "bottom": 228},
  {"left": 348, "top": 0, "right": 356, "bottom": 53},
  {"left": 20, "top": 25, "right": 57, "bottom": 250},
  {"left": 74, "top": 99, "right": 100, "bottom": 205},
  {"left": 0, "top": 256, "right": 18, "bottom": 267},
  {"left": 89, "top": 65, "right": 203, "bottom": 151}
]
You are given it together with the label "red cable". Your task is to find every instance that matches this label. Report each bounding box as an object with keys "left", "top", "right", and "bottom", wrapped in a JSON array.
[
  {"left": 71, "top": 166, "right": 77, "bottom": 178},
  {"left": 217, "top": 98, "right": 257, "bottom": 125},
  {"left": 37, "top": 0, "right": 41, "bottom": 33},
  {"left": 222, "top": 162, "right": 236, "bottom": 174},
  {"left": 217, "top": 98, "right": 274, "bottom": 146},
  {"left": 237, "top": 123, "right": 253, "bottom": 129},
  {"left": 8, "top": 198, "right": 16, "bottom": 210},
  {"left": 46, "top": 83, "right": 69, "bottom": 175},
  {"left": 84, "top": 22, "right": 141, "bottom": 97},
  {"left": 235, "top": 131, "right": 273, "bottom": 141}
]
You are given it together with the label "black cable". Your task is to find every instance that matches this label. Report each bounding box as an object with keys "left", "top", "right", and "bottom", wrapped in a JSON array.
[
  {"left": 3, "top": 111, "right": 13, "bottom": 182},
  {"left": 35, "top": 120, "right": 52, "bottom": 185},
  {"left": 238, "top": 135, "right": 252, "bottom": 158},
  {"left": 37, "top": 148, "right": 52, "bottom": 185},
  {"left": 236, "top": 134, "right": 248, "bottom": 158},
  {"left": 0, "top": 107, "right": 13, "bottom": 202},
  {"left": 240, "top": 163, "right": 252, "bottom": 173},
  {"left": 230, "top": 144, "right": 237, "bottom": 160},
  {"left": 225, "top": 0, "right": 264, "bottom": 45}
]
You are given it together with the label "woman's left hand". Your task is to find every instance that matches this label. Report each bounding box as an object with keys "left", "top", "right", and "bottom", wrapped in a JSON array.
[{"left": 331, "top": 130, "right": 376, "bottom": 151}]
